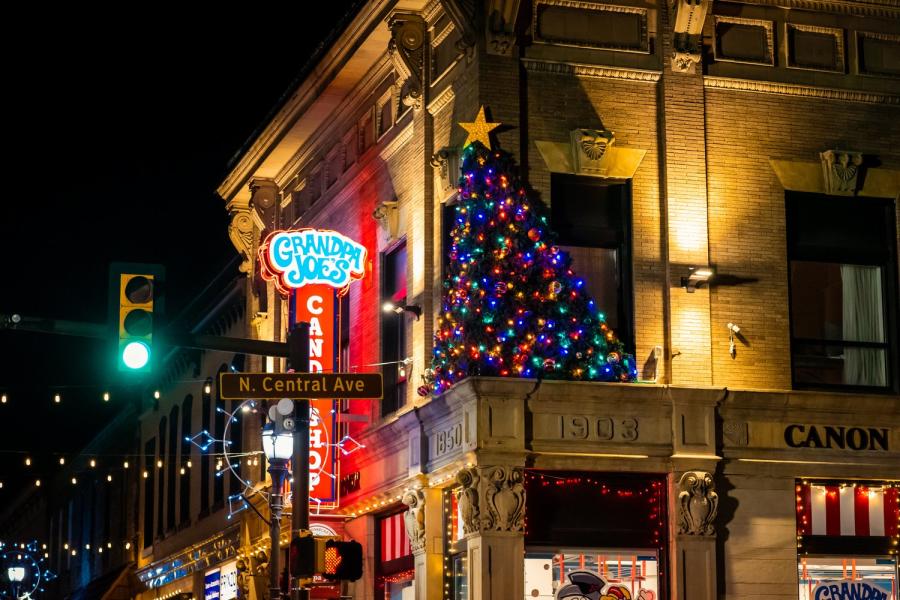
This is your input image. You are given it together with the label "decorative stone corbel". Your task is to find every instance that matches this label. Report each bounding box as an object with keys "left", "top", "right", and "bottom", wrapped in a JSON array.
[
  {"left": 440, "top": 0, "right": 477, "bottom": 60},
  {"left": 249, "top": 178, "right": 280, "bottom": 231},
  {"left": 670, "top": 0, "right": 711, "bottom": 73},
  {"left": 570, "top": 129, "right": 616, "bottom": 177},
  {"left": 372, "top": 200, "right": 401, "bottom": 242},
  {"left": 456, "top": 465, "right": 525, "bottom": 535},
  {"left": 485, "top": 0, "right": 521, "bottom": 55},
  {"left": 677, "top": 471, "right": 718, "bottom": 536},
  {"left": 431, "top": 147, "right": 461, "bottom": 196},
  {"left": 820, "top": 150, "right": 864, "bottom": 195},
  {"left": 389, "top": 13, "right": 426, "bottom": 111},
  {"left": 402, "top": 489, "right": 427, "bottom": 553},
  {"left": 227, "top": 205, "right": 255, "bottom": 275}
]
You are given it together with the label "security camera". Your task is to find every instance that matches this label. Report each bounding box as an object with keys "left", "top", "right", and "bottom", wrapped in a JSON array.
[{"left": 727, "top": 323, "right": 741, "bottom": 334}]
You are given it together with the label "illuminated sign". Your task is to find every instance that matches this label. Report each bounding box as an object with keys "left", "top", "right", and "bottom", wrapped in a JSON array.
[
  {"left": 813, "top": 581, "right": 890, "bottom": 600},
  {"left": 293, "top": 283, "right": 339, "bottom": 508},
  {"left": 219, "top": 562, "right": 238, "bottom": 600},
  {"left": 204, "top": 569, "right": 220, "bottom": 600},
  {"left": 260, "top": 229, "right": 367, "bottom": 295}
]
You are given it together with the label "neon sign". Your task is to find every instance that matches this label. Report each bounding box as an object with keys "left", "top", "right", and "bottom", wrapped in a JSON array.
[{"left": 260, "top": 229, "right": 367, "bottom": 295}]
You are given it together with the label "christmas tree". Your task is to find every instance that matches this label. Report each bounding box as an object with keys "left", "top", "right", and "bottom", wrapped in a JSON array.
[{"left": 430, "top": 107, "right": 636, "bottom": 394}]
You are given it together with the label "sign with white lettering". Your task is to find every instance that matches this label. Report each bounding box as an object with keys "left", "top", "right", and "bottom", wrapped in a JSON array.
[
  {"left": 812, "top": 580, "right": 890, "bottom": 600},
  {"left": 204, "top": 569, "right": 221, "bottom": 600},
  {"left": 259, "top": 228, "right": 367, "bottom": 296}
]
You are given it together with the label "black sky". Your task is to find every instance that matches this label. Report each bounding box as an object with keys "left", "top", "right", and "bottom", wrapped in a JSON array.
[{"left": 0, "top": 5, "right": 359, "bottom": 500}]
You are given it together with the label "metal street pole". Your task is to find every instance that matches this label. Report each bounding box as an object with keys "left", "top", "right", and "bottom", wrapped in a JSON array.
[
  {"left": 268, "top": 461, "right": 288, "bottom": 600},
  {"left": 288, "top": 323, "right": 310, "bottom": 600}
]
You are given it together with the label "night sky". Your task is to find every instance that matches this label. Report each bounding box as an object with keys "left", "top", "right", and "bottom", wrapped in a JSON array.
[{"left": 0, "top": 4, "right": 359, "bottom": 503}]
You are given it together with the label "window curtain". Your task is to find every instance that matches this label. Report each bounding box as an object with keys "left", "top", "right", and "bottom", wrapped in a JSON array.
[{"left": 841, "top": 265, "right": 886, "bottom": 386}]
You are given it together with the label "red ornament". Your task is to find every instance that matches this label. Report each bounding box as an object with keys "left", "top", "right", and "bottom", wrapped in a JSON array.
[
  {"left": 542, "top": 358, "right": 556, "bottom": 370},
  {"left": 417, "top": 385, "right": 431, "bottom": 397},
  {"left": 527, "top": 228, "right": 541, "bottom": 242}
]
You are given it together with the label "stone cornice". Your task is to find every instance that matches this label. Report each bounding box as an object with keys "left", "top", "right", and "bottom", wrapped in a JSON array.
[
  {"left": 521, "top": 58, "right": 662, "bottom": 82},
  {"left": 704, "top": 76, "right": 900, "bottom": 105},
  {"left": 427, "top": 85, "right": 456, "bottom": 115},
  {"left": 735, "top": 0, "right": 900, "bottom": 18}
]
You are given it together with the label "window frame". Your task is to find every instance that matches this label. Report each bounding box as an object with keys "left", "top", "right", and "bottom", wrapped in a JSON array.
[
  {"left": 785, "top": 192, "right": 899, "bottom": 393},
  {"left": 380, "top": 240, "right": 408, "bottom": 417},
  {"left": 549, "top": 174, "right": 636, "bottom": 356}
]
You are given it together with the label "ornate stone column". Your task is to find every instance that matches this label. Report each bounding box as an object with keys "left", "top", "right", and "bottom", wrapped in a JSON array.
[
  {"left": 672, "top": 470, "right": 719, "bottom": 600},
  {"left": 403, "top": 487, "right": 444, "bottom": 600},
  {"left": 456, "top": 465, "right": 526, "bottom": 600}
]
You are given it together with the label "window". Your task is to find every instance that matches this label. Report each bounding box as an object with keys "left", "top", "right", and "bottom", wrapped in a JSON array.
[
  {"left": 377, "top": 511, "right": 414, "bottom": 600},
  {"left": 167, "top": 406, "right": 179, "bottom": 531},
  {"left": 787, "top": 193, "right": 898, "bottom": 390},
  {"left": 550, "top": 175, "right": 634, "bottom": 353},
  {"left": 228, "top": 398, "right": 243, "bottom": 498},
  {"left": 524, "top": 471, "right": 667, "bottom": 600},
  {"left": 795, "top": 481, "right": 899, "bottom": 599},
  {"left": 180, "top": 395, "right": 192, "bottom": 525},
  {"left": 143, "top": 437, "right": 155, "bottom": 547},
  {"left": 201, "top": 388, "right": 211, "bottom": 513},
  {"left": 214, "top": 365, "right": 227, "bottom": 506},
  {"left": 157, "top": 417, "right": 166, "bottom": 538},
  {"left": 444, "top": 489, "right": 468, "bottom": 600},
  {"left": 381, "top": 242, "right": 408, "bottom": 416}
]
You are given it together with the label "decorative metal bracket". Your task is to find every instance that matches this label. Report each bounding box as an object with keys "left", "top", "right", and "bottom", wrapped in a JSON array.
[
  {"left": 670, "top": 0, "right": 711, "bottom": 73},
  {"left": 389, "top": 13, "right": 426, "bottom": 111}
]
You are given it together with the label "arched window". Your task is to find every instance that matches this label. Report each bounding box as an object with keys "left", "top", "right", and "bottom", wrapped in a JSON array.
[
  {"left": 180, "top": 395, "right": 193, "bottom": 525},
  {"left": 143, "top": 437, "right": 155, "bottom": 546},
  {"left": 214, "top": 364, "right": 228, "bottom": 506},
  {"left": 167, "top": 405, "right": 179, "bottom": 531},
  {"left": 201, "top": 383, "right": 211, "bottom": 513},
  {"left": 157, "top": 417, "right": 166, "bottom": 537}
]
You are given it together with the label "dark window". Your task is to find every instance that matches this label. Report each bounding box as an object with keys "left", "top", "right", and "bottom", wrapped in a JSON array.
[
  {"left": 167, "top": 406, "right": 178, "bottom": 531},
  {"left": 143, "top": 437, "right": 155, "bottom": 547},
  {"left": 214, "top": 366, "right": 227, "bottom": 506},
  {"left": 180, "top": 395, "right": 192, "bottom": 525},
  {"left": 787, "top": 192, "right": 898, "bottom": 391},
  {"left": 381, "top": 242, "right": 408, "bottom": 416},
  {"left": 157, "top": 418, "right": 166, "bottom": 538},
  {"left": 201, "top": 391, "right": 210, "bottom": 512},
  {"left": 228, "top": 398, "right": 243, "bottom": 498},
  {"left": 550, "top": 175, "right": 634, "bottom": 354}
]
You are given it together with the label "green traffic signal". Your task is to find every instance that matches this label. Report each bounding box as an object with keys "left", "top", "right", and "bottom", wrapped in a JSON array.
[{"left": 110, "top": 264, "right": 164, "bottom": 374}]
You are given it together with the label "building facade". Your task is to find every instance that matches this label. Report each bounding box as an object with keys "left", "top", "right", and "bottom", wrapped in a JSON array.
[{"left": 138, "top": 0, "right": 900, "bottom": 599}]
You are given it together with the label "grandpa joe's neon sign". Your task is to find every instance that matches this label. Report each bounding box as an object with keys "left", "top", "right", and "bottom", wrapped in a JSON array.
[{"left": 260, "top": 229, "right": 367, "bottom": 295}]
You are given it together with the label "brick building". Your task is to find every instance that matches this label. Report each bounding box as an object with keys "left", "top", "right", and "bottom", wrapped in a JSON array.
[{"left": 138, "top": 0, "right": 900, "bottom": 599}]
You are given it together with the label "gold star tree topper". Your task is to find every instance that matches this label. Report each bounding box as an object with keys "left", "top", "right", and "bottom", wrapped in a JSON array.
[{"left": 459, "top": 106, "right": 501, "bottom": 149}]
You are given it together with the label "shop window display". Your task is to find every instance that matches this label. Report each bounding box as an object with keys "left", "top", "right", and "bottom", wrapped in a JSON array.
[
  {"left": 445, "top": 489, "right": 468, "bottom": 600},
  {"left": 377, "top": 511, "right": 414, "bottom": 600},
  {"left": 796, "top": 481, "right": 900, "bottom": 600},
  {"left": 525, "top": 550, "right": 660, "bottom": 599}
]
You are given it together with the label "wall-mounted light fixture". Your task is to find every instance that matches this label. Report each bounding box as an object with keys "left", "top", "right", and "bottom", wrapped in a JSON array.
[
  {"left": 382, "top": 301, "right": 422, "bottom": 320},
  {"left": 681, "top": 267, "right": 715, "bottom": 293},
  {"left": 727, "top": 322, "right": 741, "bottom": 358}
]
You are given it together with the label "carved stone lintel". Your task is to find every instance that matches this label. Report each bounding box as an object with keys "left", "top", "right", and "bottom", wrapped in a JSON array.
[
  {"left": 677, "top": 471, "right": 718, "bottom": 536},
  {"left": 402, "top": 489, "right": 427, "bottom": 553},
  {"left": 820, "top": 149, "right": 864, "bottom": 195},
  {"left": 431, "top": 147, "right": 461, "bottom": 196},
  {"left": 372, "top": 200, "right": 401, "bottom": 242},
  {"left": 570, "top": 129, "right": 616, "bottom": 176},
  {"left": 389, "top": 13, "right": 426, "bottom": 111},
  {"left": 456, "top": 465, "right": 525, "bottom": 535},
  {"left": 670, "top": 0, "right": 711, "bottom": 74},
  {"left": 228, "top": 205, "right": 255, "bottom": 275}
]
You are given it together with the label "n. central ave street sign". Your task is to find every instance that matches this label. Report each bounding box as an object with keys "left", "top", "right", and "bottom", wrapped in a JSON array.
[{"left": 219, "top": 372, "right": 382, "bottom": 399}]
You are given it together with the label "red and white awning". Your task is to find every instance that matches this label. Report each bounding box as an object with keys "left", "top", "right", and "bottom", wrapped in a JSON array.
[
  {"left": 380, "top": 512, "right": 411, "bottom": 563},
  {"left": 797, "top": 483, "right": 899, "bottom": 537}
]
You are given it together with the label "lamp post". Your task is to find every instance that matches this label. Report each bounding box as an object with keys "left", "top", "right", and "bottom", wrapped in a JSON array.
[
  {"left": 7, "top": 566, "right": 25, "bottom": 599},
  {"left": 262, "top": 421, "right": 292, "bottom": 600}
]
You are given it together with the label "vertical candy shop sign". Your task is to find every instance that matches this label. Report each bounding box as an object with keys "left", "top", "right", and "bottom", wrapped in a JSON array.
[{"left": 260, "top": 229, "right": 369, "bottom": 509}]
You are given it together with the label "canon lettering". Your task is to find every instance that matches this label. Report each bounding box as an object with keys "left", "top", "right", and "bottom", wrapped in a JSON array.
[
  {"left": 263, "top": 229, "right": 366, "bottom": 292},
  {"left": 784, "top": 424, "right": 889, "bottom": 451},
  {"left": 814, "top": 581, "right": 889, "bottom": 600}
]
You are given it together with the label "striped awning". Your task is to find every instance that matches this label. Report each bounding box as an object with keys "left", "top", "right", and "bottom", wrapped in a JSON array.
[
  {"left": 797, "top": 483, "right": 899, "bottom": 537},
  {"left": 380, "top": 512, "right": 412, "bottom": 563}
]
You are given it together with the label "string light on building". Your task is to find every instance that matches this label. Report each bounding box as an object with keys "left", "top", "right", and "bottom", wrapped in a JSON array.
[
  {"left": 90, "top": 459, "right": 96, "bottom": 468},
  {"left": 53, "top": 393, "right": 61, "bottom": 403},
  {"left": 25, "top": 457, "right": 31, "bottom": 467},
  {"left": 123, "top": 460, "right": 129, "bottom": 469},
  {"left": 58, "top": 457, "right": 65, "bottom": 465},
  {"left": 1, "top": 393, "right": 6, "bottom": 403},
  {"left": 103, "top": 392, "right": 110, "bottom": 402},
  {"left": 154, "top": 390, "right": 160, "bottom": 400},
  {"left": 107, "top": 474, "right": 113, "bottom": 482}
]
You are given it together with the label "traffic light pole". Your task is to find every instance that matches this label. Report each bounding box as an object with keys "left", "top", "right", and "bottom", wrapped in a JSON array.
[{"left": 287, "top": 323, "right": 311, "bottom": 600}]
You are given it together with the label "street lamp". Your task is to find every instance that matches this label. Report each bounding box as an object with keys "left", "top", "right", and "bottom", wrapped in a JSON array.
[
  {"left": 262, "top": 420, "right": 293, "bottom": 600},
  {"left": 8, "top": 566, "right": 25, "bottom": 599}
]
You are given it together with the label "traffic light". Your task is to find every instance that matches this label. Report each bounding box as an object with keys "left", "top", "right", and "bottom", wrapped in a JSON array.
[
  {"left": 322, "top": 540, "right": 363, "bottom": 582},
  {"left": 110, "top": 263, "right": 164, "bottom": 373},
  {"left": 289, "top": 535, "right": 363, "bottom": 582},
  {"left": 289, "top": 535, "right": 315, "bottom": 578}
]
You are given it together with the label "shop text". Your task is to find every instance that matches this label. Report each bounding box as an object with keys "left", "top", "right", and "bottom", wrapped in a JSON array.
[{"left": 784, "top": 424, "right": 888, "bottom": 451}]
